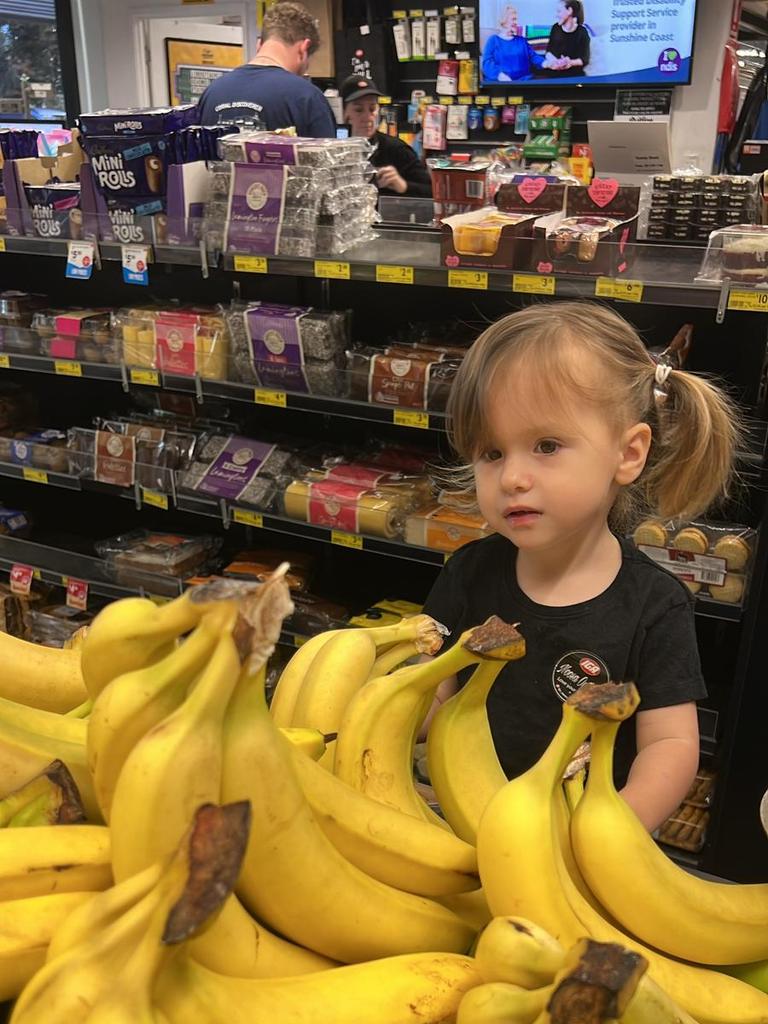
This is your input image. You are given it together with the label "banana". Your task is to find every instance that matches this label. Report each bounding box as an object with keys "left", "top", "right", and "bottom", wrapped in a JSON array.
[
  {"left": 0, "top": 891, "right": 96, "bottom": 1001},
  {"left": 269, "top": 631, "right": 339, "bottom": 727},
  {"left": 280, "top": 726, "right": 329, "bottom": 760},
  {"left": 0, "top": 824, "right": 111, "bottom": 900},
  {"left": 334, "top": 618, "right": 524, "bottom": 828},
  {"left": 570, "top": 714, "right": 768, "bottom": 965},
  {"left": 221, "top": 659, "right": 476, "bottom": 963},
  {"left": 87, "top": 613, "right": 225, "bottom": 821},
  {"left": 289, "top": 742, "right": 479, "bottom": 896},
  {"left": 0, "top": 632, "right": 85, "bottom": 712},
  {"left": 370, "top": 639, "right": 421, "bottom": 677},
  {"left": 723, "top": 959, "right": 768, "bottom": 994},
  {"left": 65, "top": 699, "right": 93, "bottom": 718},
  {"left": 0, "top": 694, "right": 87, "bottom": 745},
  {"left": 63, "top": 625, "right": 89, "bottom": 651},
  {"left": 290, "top": 616, "right": 445, "bottom": 769},
  {"left": 457, "top": 982, "right": 550, "bottom": 1024},
  {"left": 563, "top": 767, "right": 585, "bottom": 815},
  {"left": 109, "top": 611, "right": 241, "bottom": 882},
  {"left": 477, "top": 680, "right": 768, "bottom": 1024},
  {"left": 156, "top": 950, "right": 483, "bottom": 1024},
  {"left": 437, "top": 889, "right": 494, "bottom": 931},
  {"left": 0, "top": 760, "right": 84, "bottom": 827},
  {"left": 427, "top": 645, "right": 525, "bottom": 843},
  {"left": 473, "top": 917, "right": 564, "bottom": 987}
]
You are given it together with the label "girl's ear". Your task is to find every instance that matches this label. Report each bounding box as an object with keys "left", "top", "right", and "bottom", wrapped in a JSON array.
[{"left": 615, "top": 422, "right": 652, "bottom": 486}]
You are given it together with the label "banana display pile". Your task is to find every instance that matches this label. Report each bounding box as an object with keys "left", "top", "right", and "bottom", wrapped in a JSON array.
[{"left": 0, "top": 568, "right": 767, "bottom": 1023}]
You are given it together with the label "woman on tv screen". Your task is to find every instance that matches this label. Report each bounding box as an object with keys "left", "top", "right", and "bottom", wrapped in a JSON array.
[
  {"left": 543, "top": 1, "right": 590, "bottom": 76},
  {"left": 481, "top": 5, "right": 544, "bottom": 83}
]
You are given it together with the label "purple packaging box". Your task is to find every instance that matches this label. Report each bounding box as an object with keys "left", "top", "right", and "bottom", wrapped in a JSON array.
[
  {"left": 224, "top": 164, "right": 287, "bottom": 256},
  {"left": 83, "top": 135, "right": 167, "bottom": 199},
  {"left": 244, "top": 306, "right": 310, "bottom": 393},
  {"left": 25, "top": 184, "right": 81, "bottom": 240},
  {"left": 194, "top": 436, "right": 277, "bottom": 501},
  {"left": 78, "top": 105, "right": 198, "bottom": 138}
]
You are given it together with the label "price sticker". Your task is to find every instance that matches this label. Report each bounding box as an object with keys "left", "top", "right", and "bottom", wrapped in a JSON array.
[
  {"left": 475, "top": 95, "right": 490, "bottom": 105},
  {"left": 0, "top": 238, "right": 6, "bottom": 252},
  {"left": 142, "top": 489, "right": 169, "bottom": 510},
  {"left": 254, "top": 388, "right": 287, "bottom": 408},
  {"left": 331, "top": 530, "right": 364, "bottom": 550},
  {"left": 513, "top": 273, "right": 555, "bottom": 295},
  {"left": 0, "top": 355, "right": 9, "bottom": 369},
  {"left": 233, "top": 255, "right": 268, "bottom": 274},
  {"left": 595, "top": 277, "right": 644, "bottom": 303},
  {"left": 129, "top": 368, "right": 160, "bottom": 387},
  {"left": 66, "top": 578, "right": 88, "bottom": 611},
  {"left": 54, "top": 360, "right": 83, "bottom": 377},
  {"left": 378, "top": 96, "right": 392, "bottom": 105},
  {"left": 22, "top": 468, "right": 48, "bottom": 484},
  {"left": 314, "top": 260, "right": 350, "bottom": 280},
  {"left": 448, "top": 269, "right": 488, "bottom": 290},
  {"left": 394, "top": 409, "right": 429, "bottom": 429},
  {"left": 65, "top": 241, "right": 95, "bottom": 280},
  {"left": 232, "top": 508, "right": 264, "bottom": 528},
  {"left": 122, "top": 245, "right": 149, "bottom": 286},
  {"left": 439, "top": 96, "right": 453, "bottom": 105},
  {"left": 491, "top": 97, "right": 505, "bottom": 107},
  {"left": 393, "top": 8, "right": 407, "bottom": 16},
  {"left": 376, "top": 264, "right": 414, "bottom": 285},
  {"left": 458, "top": 95, "right": 473, "bottom": 105},
  {"left": 727, "top": 289, "right": 768, "bottom": 312},
  {"left": 10, "top": 563, "right": 33, "bottom": 596},
  {"left": 507, "top": 95, "right": 524, "bottom": 103}
]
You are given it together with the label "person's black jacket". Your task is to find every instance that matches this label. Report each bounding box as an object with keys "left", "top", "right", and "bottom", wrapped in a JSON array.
[{"left": 369, "top": 131, "right": 432, "bottom": 198}]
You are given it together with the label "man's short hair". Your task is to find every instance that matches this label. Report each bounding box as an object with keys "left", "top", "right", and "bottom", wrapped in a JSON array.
[{"left": 262, "top": 1, "right": 321, "bottom": 54}]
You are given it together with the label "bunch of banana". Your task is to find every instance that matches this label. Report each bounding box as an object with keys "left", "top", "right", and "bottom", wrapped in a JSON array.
[{"left": 0, "top": 631, "right": 85, "bottom": 712}]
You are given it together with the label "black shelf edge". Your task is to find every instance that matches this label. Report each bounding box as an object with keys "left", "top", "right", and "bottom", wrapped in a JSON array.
[
  {"left": 0, "top": 462, "right": 81, "bottom": 491},
  {"left": 0, "top": 554, "right": 181, "bottom": 602}
]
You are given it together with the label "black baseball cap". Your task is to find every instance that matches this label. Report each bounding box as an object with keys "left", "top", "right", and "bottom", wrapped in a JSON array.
[{"left": 340, "top": 74, "right": 382, "bottom": 104}]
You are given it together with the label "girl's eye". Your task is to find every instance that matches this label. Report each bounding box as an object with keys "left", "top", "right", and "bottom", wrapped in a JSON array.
[
  {"left": 535, "top": 439, "right": 560, "bottom": 455},
  {"left": 482, "top": 449, "right": 503, "bottom": 462}
]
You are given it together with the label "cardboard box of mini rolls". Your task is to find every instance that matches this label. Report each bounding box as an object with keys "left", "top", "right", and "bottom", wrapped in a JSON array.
[
  {"left": 3, "top": 129, "right": 84, "bottom": 239},
  {"left": 532, "top": 178, "right": 641, "bottom": 277}
]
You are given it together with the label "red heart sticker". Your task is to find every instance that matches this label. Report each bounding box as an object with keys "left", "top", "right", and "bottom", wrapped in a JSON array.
[
  {"left": 445, "top": 254, "right": 460, "bottom": 267},
  {"left": 588, "top": 178, "right": 620, "bottom": 208},
  {"left": 537, "top": 260, "right": 554, "bottom": 273},
  {"left": 518, "top": 177, "right": 548, "bottom": 204}
]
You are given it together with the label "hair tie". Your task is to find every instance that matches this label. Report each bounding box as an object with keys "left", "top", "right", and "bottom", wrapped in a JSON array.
[
  {"left": 653, "top": 362, "right": 673, "bottom": 406},
  {"left": 655, "top": 363, "right": 672, "bottom": 387}
]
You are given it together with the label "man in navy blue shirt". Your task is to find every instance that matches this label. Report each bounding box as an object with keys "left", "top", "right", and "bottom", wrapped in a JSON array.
[{"left": 198, "top": 1, "right": 336, "bottom": 137}]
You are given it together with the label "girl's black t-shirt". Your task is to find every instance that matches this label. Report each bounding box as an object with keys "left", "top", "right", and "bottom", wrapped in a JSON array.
[
  {"left": 423, "top": 534, "right": 706, "bottom": 786},
  {"left": 544, "top": 23, "right": 591, "bottom": 75}
]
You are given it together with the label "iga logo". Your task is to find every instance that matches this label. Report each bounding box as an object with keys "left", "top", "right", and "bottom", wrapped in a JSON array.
[
  {"left": 552, "top": 650, "right": 609, "bottom": 702},
  {"left": 658, "top": 48, "right": 681, "bottom": 74}
]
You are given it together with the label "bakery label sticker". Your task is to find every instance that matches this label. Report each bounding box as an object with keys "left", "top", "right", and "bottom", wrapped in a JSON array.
[
  {"left": 66, "top": 241, "right": 95, "bottom": 280},
  {"left": 94, "top": 431, "right": 136, "bottom": 487},
  {"left": 552, "top": 650, "right": 610, "bottom": 702},
  {"left": 9, "top": 563, "right": 33, "bottom": 596},
  {"left": 66, "top": 578, "right": 88, "bottom": 611},
  {"left": 638, "top": 545, "right": 726, "bottom": 587},
  {"left": 122, "top": 245, "right": 149, "bottom": 286}
]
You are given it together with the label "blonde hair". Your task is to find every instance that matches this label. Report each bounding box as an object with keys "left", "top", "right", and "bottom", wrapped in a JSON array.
[
  {"left": 498, "top": 4, "right": 518, "bottom": 30},
  {"left": 262, "top": 1, "right": 321, "bottom": 54},
  {"left": 446, "top": 301, "right": 742, "bottom": 529}
]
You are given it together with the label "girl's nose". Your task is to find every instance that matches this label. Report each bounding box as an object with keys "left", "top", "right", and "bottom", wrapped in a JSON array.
[{"left": 499, "top": 456, "right": 532, "bottom": 493}]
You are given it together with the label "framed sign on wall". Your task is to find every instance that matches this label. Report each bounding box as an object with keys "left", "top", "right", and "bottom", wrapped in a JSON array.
[{"left": 166, "top": 37, "right": 244, "bottom": 105}]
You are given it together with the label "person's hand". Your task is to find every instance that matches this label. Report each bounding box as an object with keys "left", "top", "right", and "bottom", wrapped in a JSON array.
[
  {"left": 497, "top": 71, "right": 512, "bottom": 82},
  {"left": 376, "top": 166, "right": 408, "bottom": 194},
  {"left": 556, "top": 57, "right": 571, "bottom": 69}
]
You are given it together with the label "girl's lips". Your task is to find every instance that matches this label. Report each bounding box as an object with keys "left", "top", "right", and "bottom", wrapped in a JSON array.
[{"left": 504, "top": 509, "right": 541, "bottom": 525}]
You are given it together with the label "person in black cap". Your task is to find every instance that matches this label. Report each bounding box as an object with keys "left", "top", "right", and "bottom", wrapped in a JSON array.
[{"left": 340, "top": 75, "right": 432, "bottom": 198}]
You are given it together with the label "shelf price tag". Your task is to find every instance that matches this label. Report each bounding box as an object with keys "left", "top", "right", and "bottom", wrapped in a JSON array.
[
  {"left": 142, "top": 488, "right": 169, "bottom": 510},
  {"left": 448, "top": 269, "right": 488, "bottom": 290},
  {"left": 513, "top": 273, "right": 555, "bottom": 295},
  {"left": 254, "top": 388, "right": 287, "bottom": 408},
  {"left": 293, "top": 633, "right": 310, "bottom": 647},
  {"left": 54, "top": 360, "right": 83, "bottom": 377},
  {"left": 595, "top": 277, "right": 644, "bottom": 303},
  {"left": 727, "top": 289, "right": 768, "bottom": 312},
  {"left": 9, "top": 563, "right": 33, "bottom": 596},
  {"left": 122, "top": 245, "right": 149, "bottom": 286},
  {"left": 376, "top": 264, "right": 414, "bottom": 285},
  {"left": 232, "top": 508, "right": 263, "bottom": 528},
  {"left": 331, "top": 530, "right": 364, "bottom": 550},
  {"left": 0, "top": 355, "right": 9, "bottom": 369},
  {"left": 394, "top": 409, "right": 429, "bottom": 429},
  {"left": 233, "top": 255, "right": 268, "bottom": 274},
  {"left": 314, "top": 260, "right": 350, "bottom": 280},
  {"left": 66, "top": 578, "right": 88, "bottom": 611},
  {"left": 0, "top": 238, "right": 6, "bottom": 252},
  {"left": 129, "top": 368, "right": 160, "bottom": 387},
  {"left": 22, "top": 468, "right": 48, "bottom": 484},
  {"left": 65, "top": 241, "right": 95, "bottom": 280}
]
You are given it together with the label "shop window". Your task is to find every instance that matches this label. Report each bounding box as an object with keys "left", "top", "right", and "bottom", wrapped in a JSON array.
[{"left": 0, "top": 0, "right": 76, "bottom": 123}]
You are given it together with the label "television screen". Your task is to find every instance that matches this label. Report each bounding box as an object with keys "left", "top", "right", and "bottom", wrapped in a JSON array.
[{"left": 479, "top": 1, "right": 697, "bottom": 87}]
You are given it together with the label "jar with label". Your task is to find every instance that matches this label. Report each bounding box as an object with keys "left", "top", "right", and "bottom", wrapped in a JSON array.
[
  {"left": 483, "top": 108, "right": 500, "bottom": 132},
  {"left": 468, "top": 106, "right": 483, "bottom": 132}
]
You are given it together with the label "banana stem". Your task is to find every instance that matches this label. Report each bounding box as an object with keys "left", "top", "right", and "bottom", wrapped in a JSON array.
[
  {"left": 585, "top": 721, "right": 620, "bottom": 800},
  {"left": 367, "top": 615, "right": 446, "bottom": 656},
  {"left": 371, "top": 641, "right": 420, "bottom": 677},
  {"left": 65, "top": 699, "right": 93, "bottom": 719}
]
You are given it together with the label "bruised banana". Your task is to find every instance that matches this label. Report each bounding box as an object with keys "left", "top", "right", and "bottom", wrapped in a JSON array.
[
  {"left": 289, "top": 741, "right": 479, "bottom": 897},
  {"left": 473, "top": 917, "right": 564, "bottom": 988},
  {"left": 0, "top": 891, "right": 96, "bottom": 1002},
  {"left": 571, "top": 714, "right": 768, "bottom": 965},
  {"left": 0, "top": 632, "right": 85, "bottom": 713},
  {"left": 334, "top": 618, "right": 523, "bottom": 829},
  {"left": 478, "top": 682, "right": 768, "bottom": 1024},
  {"left": 87, "top": 611, "right": 226, "bottom": 821},
  {"left": 0, "top": 760, "right": 85, "bottom": 827},
  {"left": 221, "top": 660, "right": 475, "bottom": 963},
  {"left": 458, "top": 982, "right": 550, "bottom": 1024},
  {"left": 427, "top": 643, "right": 525, "bottom": 843},
  {"left": 0, "top": 824, "right": 111, "bottom": 901},
  {"left": 156, "top": 950, "right": 483, "bottom": 1024}
]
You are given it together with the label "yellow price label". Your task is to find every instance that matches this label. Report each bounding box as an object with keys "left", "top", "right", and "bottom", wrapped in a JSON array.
[
  {"left": 727, "top": 289, "right": 768, "bottom": 312},
  {"left": 376, "top": 264, "right": 414, "bottom": 285},
  {"left": 491, "top": 97, "right": 505, "bottom": 107},
  {"left": 314, "top": 260, "right": 350, "bottom": 280},
  {"left": 54, "top": 360, "right": 83, "bottom": 377},
  {"left": 254, "top": 388, "right": 287, "bottom": 408},
  {"left": 22, "top": 468, "right": 48, "bottom": 484},
  {"left": 32, "top": 568, "right": 41, "bottom": 580},
  {"left": 331, "top": 530, "right": 364, "bottom": 550},
  {"left": 393, "top": 8, "right": 407, "bottom": 16},
  {"left": 0, "top": 238, "right": 6, "bottom": 252},
  {"left": 507, "top": 95, "right": 524, "bottom": 103},
  {"left": 475, "top": 95, "right": 490, "bottom": 105},
  {"left": 232, "top": 508, "right": 264, "bottom": 528},
  {"left": 0, "top": 355, "right": 9, "bottom": 369},
  {"left": 142, "top": 489, "right": 169, "bottom": 510},
  {"left": 448, "top": 269, "right": 488, "bottom": 290},
  {"left": 129, "top": 368, "right": 160, "bottom": 387},
  {"left": 513, "top": 274, "right": 556, "bottom": 295},
  {"left": 378, "top": 95, "right": 392, "bottom": 105},
  {"left": 393, "top": 409, "right": 429, "bottom": 429},
  {"left": 458, "top": 95, "right": 473, "bottom": 105},
  {"left": 409, "top": 8, "right": 424, "bottom": 14},
  {"left": 233, "top": 255, "right": 268, "bottom": 274},
  {"left": 595, "top": 277, "right": 644, "bottom": 303},
  {"left": 439, "top": 96, "right": 453, "bottom": 105}
]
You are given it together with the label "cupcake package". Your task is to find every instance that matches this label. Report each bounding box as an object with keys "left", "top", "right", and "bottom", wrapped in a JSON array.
[{"left": 630, "top": 518, "right": 757, "bottom": 606}]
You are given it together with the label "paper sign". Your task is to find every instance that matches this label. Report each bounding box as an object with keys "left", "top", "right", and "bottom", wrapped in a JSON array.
[
  {"left": 66, "top": 241, "right": 95, "bottom": 280},
  {"left": 66, "top": 578, "right": 88, "bottom": 610},
  {"left": 122, "top": 246, "right": 149, "bottom": 285},
  {"left": 9, "top": 563, "right": 33, "bottom": 595}
]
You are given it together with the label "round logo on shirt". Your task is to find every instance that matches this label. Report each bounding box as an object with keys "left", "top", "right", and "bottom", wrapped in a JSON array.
[{"left": 551, "top": 650, "right": 610, "bottom": 702}]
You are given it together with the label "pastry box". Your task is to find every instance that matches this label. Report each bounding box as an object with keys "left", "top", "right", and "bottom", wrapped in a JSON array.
[
  {"left": 405, "top": 503, "right": 493, "bottom": 552},
  {"left": 95, "top": 529, "right": 222, "bottom": 584},
  {"left": 113, "top": 307, "right": 228, "bottom": 380}
]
